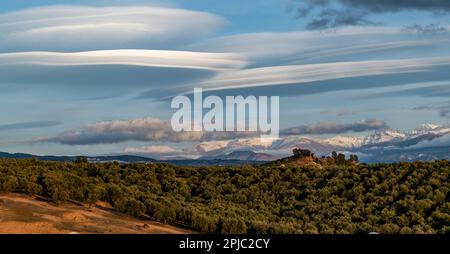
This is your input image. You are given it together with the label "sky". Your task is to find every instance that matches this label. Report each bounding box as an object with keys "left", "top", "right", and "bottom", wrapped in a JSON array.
[{"left": 1, "top": 0, "right": 450, "bottom": 158}]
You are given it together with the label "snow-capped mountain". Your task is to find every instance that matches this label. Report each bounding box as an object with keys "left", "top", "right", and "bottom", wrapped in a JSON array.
[
  {"left": 256, "top": 123, "right": 450, "bottom": 162},
  {"left": 410, "top": 124, "right": 450, "bottom": 136},
  {"left": 325, "top": 129, "right": 412, "bottom": 149},
  {"left": 324, "top": 136, "right": 364, "bottom": 148},
  {"left": 323, "top": 124, "right": 450, "bottom": 150},
  {"left": 320, "top": 123, "right": 450, "bottom": 162},
  {"left": 360, "top": 129, "right": 407, "bottom": 146},
  {"left": 194, "top": 123, "right": 450, "bottom": 162},
  {"left": 415, "top": 123, "right": 439, "bottom": 131},
  {"left": 271, "top": 136, "right": 342, "bottom": 155},
  {"left": 364, "top": 125, "right": 450, "bottom": 148},
  {"left": 119, "top": 123, "right": 450, "bottom": 164}
]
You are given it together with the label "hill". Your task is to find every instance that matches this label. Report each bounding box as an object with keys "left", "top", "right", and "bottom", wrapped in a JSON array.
[{"left": 0, "top": 153, "right": 449, "bottom": 234}]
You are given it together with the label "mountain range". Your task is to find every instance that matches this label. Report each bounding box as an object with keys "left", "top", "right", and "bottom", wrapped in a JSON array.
[
  {"left": 253, "top": 123, "right": 450, "bottom": 163},
  {"left": 185, "top": 123, "right": 450, "bottom": 163},
  {"left": 1, "top": 123, "right": 450, "bottom": 165}
]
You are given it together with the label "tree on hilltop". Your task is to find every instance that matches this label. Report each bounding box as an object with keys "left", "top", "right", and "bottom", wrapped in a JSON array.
[{"left": 292, "top": 148, "right": 314, "bottom": 158}]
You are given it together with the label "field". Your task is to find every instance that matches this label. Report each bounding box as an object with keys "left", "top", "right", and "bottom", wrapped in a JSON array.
[{"left": 0, "top": 193, "right": 189, "bottom": 234}]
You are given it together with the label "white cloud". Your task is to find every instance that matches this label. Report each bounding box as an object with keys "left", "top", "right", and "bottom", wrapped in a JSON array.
[
  {"left": 0, "top": 50, "right": 246, "bottom": 71},
  {"left": 190, "top": 26, "right": 450, "bottom": 65},
  {"left": 195, "top": 56, "right": 450, "bottom": 92},
  {"left": 194, "top": 140, "right": 230, "bottom": 153},
  {"left": 406, "top": 134, "right": 450, "bottom": 149},
  {"left": 124, "top": 145, "right": 178, "bottom": 155},
  {"left": 0, "top": 5, "right": 226, "bottom": 52},
  {"left": 3, "top": 16, "right": 450, "bottom": 99},
  {"left": 281, "top": 119, "right": 387, "bottom": 135},
  {"left": 194, "top": 138, "right": 274, "bottom": 155},
  {"left": 0, "top": 49, "right": 246, "bottom": 99},
  {"left": 0, "top": 6, "right": 242, "bottom": 99}
]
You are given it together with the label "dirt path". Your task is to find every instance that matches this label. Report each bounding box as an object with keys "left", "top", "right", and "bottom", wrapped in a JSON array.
[{"left": 0, "top": 193, "right": 190, "bottom": 234}]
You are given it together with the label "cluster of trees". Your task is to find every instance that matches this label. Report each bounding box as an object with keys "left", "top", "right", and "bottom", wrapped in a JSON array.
[
  {"left": 282, "top": 149, "right": 358, "bottom": 166},
  {"left": 292, "top": 148, "right": 314, "bottom": 158},
  {"left": 327, "top": 151, "right": 359, "bottom": 164},
  {"left": 0, "top": 155, "right": 449, "bottom": 234}
]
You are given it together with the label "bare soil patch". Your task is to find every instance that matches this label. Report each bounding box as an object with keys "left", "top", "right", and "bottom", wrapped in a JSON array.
[{"left": 0, "top": 193, "right": 190, "bottom": 234}]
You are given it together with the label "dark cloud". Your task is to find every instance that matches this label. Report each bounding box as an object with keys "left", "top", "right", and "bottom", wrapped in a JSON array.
[
  {"left": 306, "top": 8, "right": 377, "bottom": 30},
  {"left": 439, "top": 107, "right": 450, "bottom": 117},
  {"left": 0, "top": 121, "right": 61, "bottom": 131},
  {"left": 37, "top": 117, "right": 387, "bottom": 145},
  {"left": 340, "top": 0, "right": 450, "bottom": 13},
  {"left": 293, "top": 0, "right": 450, "bottom": 30},
  {"left": 410, "top": 101, "right": 450, "bottom": 119},
  {"left": 437, "top": 102, "right": 450, "bottom": 118},
  {"left": 35, "top": 117, "right": 260, "bottom": 145},
  {"left": 403, "top": 24, "right": 448, "bottom": 35},
  {"left": 281, "top": 119, "right": 388, "bottom": 135}
]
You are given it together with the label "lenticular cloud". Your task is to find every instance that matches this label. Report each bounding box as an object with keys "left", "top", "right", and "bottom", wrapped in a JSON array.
[{"left": 0, "top": 5, "right": 226, "bottom": 52}]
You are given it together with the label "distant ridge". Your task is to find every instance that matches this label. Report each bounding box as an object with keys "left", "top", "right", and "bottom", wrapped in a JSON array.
[
  {"left": 0, "top": 151, "right": 268, "bottom": 166},
  {"left": 0, "top": 152, "right": 156, "bottom": 163},
  {"left": 200, "top": 150, "right": 278, "bottom": 161}
]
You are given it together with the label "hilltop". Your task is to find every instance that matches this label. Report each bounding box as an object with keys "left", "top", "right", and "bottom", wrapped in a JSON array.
[{"left": 265, "top": 148, "right": 359, "bottom": 169}]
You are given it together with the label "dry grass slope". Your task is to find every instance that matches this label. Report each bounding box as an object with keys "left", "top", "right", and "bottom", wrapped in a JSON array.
[{"left": 0, "top": 193, "right": 190, "bottom": 234}]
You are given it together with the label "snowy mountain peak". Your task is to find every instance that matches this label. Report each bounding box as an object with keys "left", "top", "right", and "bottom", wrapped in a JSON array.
[
  {"left": 324, "top": 129, "right": 407, "bottom": 149},
  {"left": 193, "top": 123, "right": 450, "bottom": 162},
  {"left": 416, "top": 123, "right": 439, "bottom": 131},
  {"left": 324, "top": 136, "right": 364, "bottom": 148},
  {"left": 362, "top": 129, "right": 406, "bottom": 145}
]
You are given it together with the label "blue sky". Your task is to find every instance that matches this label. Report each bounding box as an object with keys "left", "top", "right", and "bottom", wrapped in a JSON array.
[{"left": 1, "top": 0, "right": 450, "bottom": 158}]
